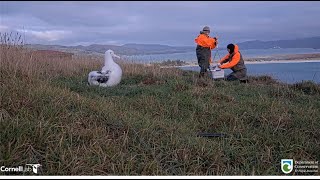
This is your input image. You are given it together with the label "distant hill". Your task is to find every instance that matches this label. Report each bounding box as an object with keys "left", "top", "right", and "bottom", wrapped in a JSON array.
[
  {"left": 25, "top": 36, "right": 320, "bottom": 56},
  {"left": 26, "top": 44, "right": 140, "bottom": 56},
  {"left": 122, "top": 43, "right": 195, "bottom": 54},
  {"left": 26, "top": 43, "right": 195, "bottom": 56},
  {"left": 237, "top": 36, "right": 320, "bottom": 50}
]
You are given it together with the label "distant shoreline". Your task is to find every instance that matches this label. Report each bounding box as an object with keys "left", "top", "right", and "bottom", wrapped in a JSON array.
[
  {"left": 156, "top": 53, "right": 320, "bottom": 68},
  {"left": 158, "top": 59, "right": 320, "bottom": 68},
  {"left": 245, "top": 59, "right": 320, "bottom": 64}
]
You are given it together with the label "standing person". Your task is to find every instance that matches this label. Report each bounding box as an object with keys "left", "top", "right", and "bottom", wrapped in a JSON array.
[
  {"left": 218, "top": 44, "right": 248, "bottom": 82},
  {"left": 195, "top": 26, "right": 218, "bottom": 78}
]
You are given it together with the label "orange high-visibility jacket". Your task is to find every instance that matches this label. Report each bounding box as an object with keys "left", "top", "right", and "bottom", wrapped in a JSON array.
[
  {"left": 195, "top": 34, "right": 217, "bottom": 50},
  {"left": 218, "top": 44, "right": 241, "bottom": 69},
  {"left": 195, "top": 34, "right": 217, "bottom": 63}
]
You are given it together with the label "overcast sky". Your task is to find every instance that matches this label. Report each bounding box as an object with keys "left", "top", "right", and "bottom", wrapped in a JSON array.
[{"left": 1, "top": 1, "right": 320, "bottom": 47}]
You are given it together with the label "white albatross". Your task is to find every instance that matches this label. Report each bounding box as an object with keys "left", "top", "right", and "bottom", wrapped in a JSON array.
[{"left": 88, "top": 49, "right": 122, "bottom": 87}]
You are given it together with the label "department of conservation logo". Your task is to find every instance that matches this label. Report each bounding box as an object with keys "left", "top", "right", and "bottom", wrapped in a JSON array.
[{"left": 281, "top": 159, "right": 293, "bottom": 174}]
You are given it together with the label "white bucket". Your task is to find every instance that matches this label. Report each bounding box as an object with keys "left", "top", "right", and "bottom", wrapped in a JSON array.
[{"left": 209, "top": 67, "right": 225, "bottom": 79}]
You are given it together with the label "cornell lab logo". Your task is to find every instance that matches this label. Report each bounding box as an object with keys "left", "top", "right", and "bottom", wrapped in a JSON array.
[
  {"left": 1, "top": 164, "right": 41, "bottom": 174},
  {"left": 26, "top": 164, "right": 41, "bottom": 174},
  {"left": 281, "top": 159, "right": 294, "bottom": 174}
]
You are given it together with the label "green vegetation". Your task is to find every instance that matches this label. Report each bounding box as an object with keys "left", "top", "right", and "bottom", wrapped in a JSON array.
[{"left": 153, "top": 59, "right": 187, "bottom": 67}]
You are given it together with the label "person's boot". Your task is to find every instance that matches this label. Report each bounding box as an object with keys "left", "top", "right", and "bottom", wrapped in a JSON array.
[
  {"left": 199, "top": 72, "right": 205, "bottom": 78},
  {"left": 240, "top": 77, "right": 249, "bottom": 83},
  {"left": 240, "top": 79, "right": 249, "bottom": 83}
]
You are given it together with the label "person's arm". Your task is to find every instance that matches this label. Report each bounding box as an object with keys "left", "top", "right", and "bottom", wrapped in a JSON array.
[
  {"left": 218, "top": 54, "right": 230, "bottom": 64},
  {"left": 219, "top": 52, "right": 241, "bottom": 69},
  {"left": 213, "top": 37, "right": 218, "bottom": 47},
  {"left": 209, "top": 37, "right": 217, "bottom": 49}
]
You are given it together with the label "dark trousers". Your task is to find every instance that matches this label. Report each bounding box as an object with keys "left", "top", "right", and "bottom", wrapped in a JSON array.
[
  {"left": 226, "top": 68, "right": 248, "bottom": 83},
  {"left": 196, "top": 45, "right": 211, "bottom": 78}
]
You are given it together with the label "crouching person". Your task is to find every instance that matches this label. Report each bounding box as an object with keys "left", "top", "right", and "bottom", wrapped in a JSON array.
[{"left": 218, "top": 44, "right": 248, "bottom": 83}]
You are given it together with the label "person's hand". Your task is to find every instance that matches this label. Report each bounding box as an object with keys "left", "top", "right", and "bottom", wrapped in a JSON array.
[{"left": 213, "top": 37, "right": 218, "bottom": 45}]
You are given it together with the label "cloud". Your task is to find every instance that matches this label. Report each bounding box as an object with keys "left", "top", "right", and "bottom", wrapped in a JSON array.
[
  {"left": 17, "top": 29, "right": 72, "bottom": 41},
  {"left": 1, "top": 1, "right": 320, "bottom": 46}
]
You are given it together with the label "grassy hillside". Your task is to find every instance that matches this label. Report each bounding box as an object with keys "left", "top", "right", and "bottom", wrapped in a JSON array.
[{"left": 1, "top": 41, "right": 320, "bottom": 175}]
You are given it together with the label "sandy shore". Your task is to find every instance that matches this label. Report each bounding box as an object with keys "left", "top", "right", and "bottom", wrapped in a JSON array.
[
  {"left": 159, "top": 59, "right": 320, "bottom": 68},
  {"left": 245, "top": 59, "right": 320, "bottom": 64}
]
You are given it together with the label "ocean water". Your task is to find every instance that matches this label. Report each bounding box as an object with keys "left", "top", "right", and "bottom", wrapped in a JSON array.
[
  {"left": 180, "top": 62, "right": 320, "bottom": 84},
  {"left": 122, "top": 48, "right": 320, "bottom": 84},
  {"left": 123, "top": 48, "right": 320, "bottom": 63}
]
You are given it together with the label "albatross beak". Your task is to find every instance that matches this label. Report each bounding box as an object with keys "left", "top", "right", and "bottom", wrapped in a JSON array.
[{"left": 113, "top": 54, "right": 120, "bottom": 59}]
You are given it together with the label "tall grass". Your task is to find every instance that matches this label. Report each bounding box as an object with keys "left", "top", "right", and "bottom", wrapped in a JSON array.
[{"left": 0, "top": 33, "right": 319, "bottom": 175}]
